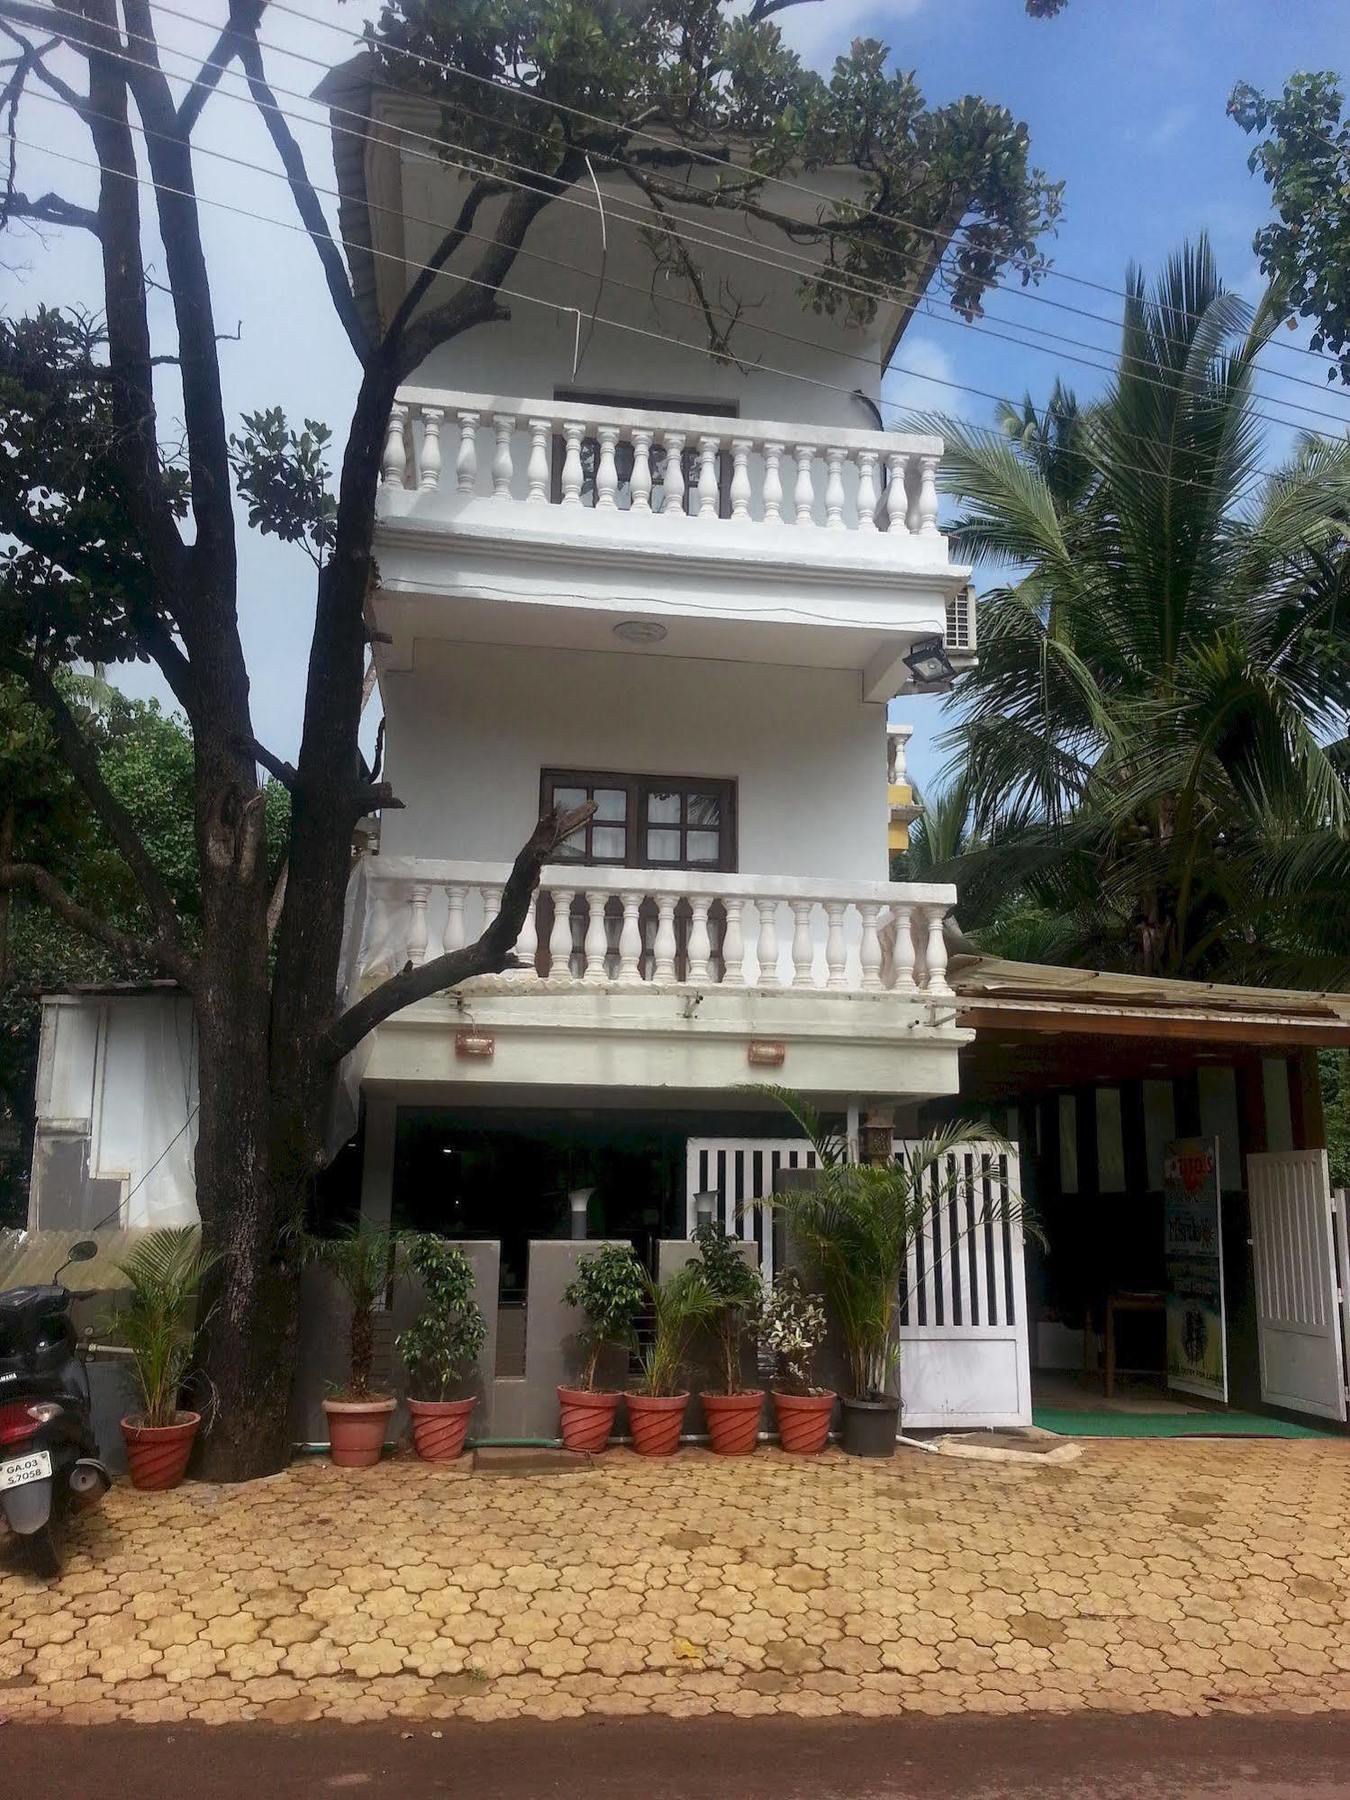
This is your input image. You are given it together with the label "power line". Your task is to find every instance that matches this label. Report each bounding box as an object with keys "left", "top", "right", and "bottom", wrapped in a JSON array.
[
  {"left": 143, "top": 0, "right": 1350, "bottom": 406},
  {"left": 13, "top": 130, "right": 1334, "bottom": 506},
  {"left": 40, "top": 7, "right": 1350, "bottom": 438},
  {"left": 246, "top": 0, "right": 1348, "bottom": 376},
  {"left": 27, "top": 75, "right": 1349, "bottom": 450}
]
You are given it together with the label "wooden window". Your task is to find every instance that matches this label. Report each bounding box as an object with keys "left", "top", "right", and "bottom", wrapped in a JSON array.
[{"left": 541, "top": 770, "right": 737, "bottom": 872}]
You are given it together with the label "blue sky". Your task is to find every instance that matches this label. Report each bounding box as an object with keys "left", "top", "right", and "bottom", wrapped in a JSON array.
[{"left": 6, "top": 0, "right": 1350, "bottom": 793}]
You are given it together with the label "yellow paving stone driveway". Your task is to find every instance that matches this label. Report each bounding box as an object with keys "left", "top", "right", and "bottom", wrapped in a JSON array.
[{"left": 3, "top": 1439, "right": 1349, "bottom": 1726}]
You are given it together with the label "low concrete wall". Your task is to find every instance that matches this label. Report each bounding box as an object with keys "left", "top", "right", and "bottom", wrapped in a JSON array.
[
  {"left": 290, "top": 1241, "right": 500, "bottom": 1447},
  {"left": 506, "top": 1239, "right": 632, "bottom": 1440},
  {"left": 657, "top": 1237, "right": 763, "bottom": 1437}
]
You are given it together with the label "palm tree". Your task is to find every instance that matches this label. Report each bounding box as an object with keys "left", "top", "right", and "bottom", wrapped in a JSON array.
[{"left": 917, "top": 237, "right": 1350, "bottom": 985}]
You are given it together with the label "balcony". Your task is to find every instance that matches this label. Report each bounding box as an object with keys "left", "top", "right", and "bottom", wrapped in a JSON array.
[
  {"left": 371, "top": 389, "right": 973, "bottom": 700},
  {"left": 344, "top": 857, "right": 968, "bottom": 1098},
  {"left": 351, "top": 857, "right": 957, "bottom": 994}
]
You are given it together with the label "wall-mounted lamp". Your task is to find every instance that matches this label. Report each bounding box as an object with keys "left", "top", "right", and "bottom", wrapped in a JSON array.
[{"left": 902, "top": 635, "right": 955, "bottom": 687}]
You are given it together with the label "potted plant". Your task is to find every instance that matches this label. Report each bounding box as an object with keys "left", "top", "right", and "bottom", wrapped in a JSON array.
[
  {"left": 764, "top": 1088, "right": 1022, "bottom": 1456},
  {"left": 307, "top": 1221, "right": 401, "bottom": 1468},
  {"left": 690, "top": 1221, "right": 765, "bottom": 1455},
  {"left": 115, "top": 1227, "right": 218, "bottom": 1491},
  {"left": 753, "top": 1269, "right": 834, "bottom": 1454},
  {"left": 559, "top": 1243, "right": 646, "bottom": 1452},
  {"left": 626, "top": 1262, "right": 715, "bottom": 1456},
  {"left": 396, "top": 1235, "right": 486, "bottom": 1462}
]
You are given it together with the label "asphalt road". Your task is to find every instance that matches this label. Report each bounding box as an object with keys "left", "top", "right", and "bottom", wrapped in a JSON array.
[{"left": 10, "top": 1712, "right": 1350, "bottom": 1797}]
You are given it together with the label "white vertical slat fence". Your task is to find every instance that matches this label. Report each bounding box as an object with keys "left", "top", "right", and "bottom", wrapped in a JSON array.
[{"left": 683, "top": 1137, "right": 1031, "bottom": 1430}]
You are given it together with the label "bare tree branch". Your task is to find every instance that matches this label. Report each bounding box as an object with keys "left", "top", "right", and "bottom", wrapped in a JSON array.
[
  {"left": 241, "top": 735, "right": 296, "bottom": 791},
  {"left": 234, "top": 23, "right": 370, "bottom": 361},
  {"left": 0, "top": 860, "right": 192, "bottom": 983},
  {"left": 379, "top": 172, "right": 504, "bottom": 358},
  {"left": 175, "top": 0, "right": 261, "bottom": 135},
  {"left": 5, "top": 187, "right": 98, "bottom": 231},
  {"left": 319, "top": 802, "right": 593, "bottom": 1065}
]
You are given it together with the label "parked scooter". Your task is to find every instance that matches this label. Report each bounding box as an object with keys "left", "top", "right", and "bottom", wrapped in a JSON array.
[{"left": 0, "top": 1240, "right": 111, "bottom": 1575}]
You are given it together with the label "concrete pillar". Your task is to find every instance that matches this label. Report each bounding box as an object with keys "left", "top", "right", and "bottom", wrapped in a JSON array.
[{"left": 359, "top": 1094, "right": 397, "bottom": 1227}]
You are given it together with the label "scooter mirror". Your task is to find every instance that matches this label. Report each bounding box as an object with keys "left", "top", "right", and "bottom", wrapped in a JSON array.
[{"left": 68, "top": 1241, "right": 99, "bottom": 1264}]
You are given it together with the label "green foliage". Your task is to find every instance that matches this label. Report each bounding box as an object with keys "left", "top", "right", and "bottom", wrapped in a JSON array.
[
  {"left": 229, "top": 409, "right": 338, "bottom": 567},
  {"left": 368, "top": 1, "right": 1062, "bottom": 339},
  {"left": 1230, "top": 72, "right": 1350, "bottom": 386},
  {"left": 114, "top": 1227, "right": 219, "bottom": 1428},
  {"left": 752, "top": 1269, "right": 827, "bottom": 1397},
  {"left": 0, "top": 310, "right": 187, "bottom": 668},
  {"left": 634, "top": 1262, "right": 717, "bottom": 1398},
  {"left": 689, "top": 1220, "right": 761, "bottom": 1395},
  {"left": 395, "top": 1235, "right": 486, "bottom": 1401},
  {"left": 760, "top": 1087, "right": 1026, "bottom": 1402},
  {"left": 1320, "top": 1050, "right": 1350, "bottom": 1191},
  {"left": 305, "top": 1222, "right": 401, "bottom": 1398},
  {"left": 561, "top": 1242, "right": 646, "bottom": 1391},
  {"left": 0, "top": 677, "right": 288, "bottom": 1227},
  {"left": 917, "top": 238, "right": 1350, "bottom": 987}
]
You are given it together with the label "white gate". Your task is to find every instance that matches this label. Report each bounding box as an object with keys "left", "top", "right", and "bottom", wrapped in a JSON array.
[
  {"left": 684, "top": 1137, "right": 1031, "bottom": 1430},
  {"left": 1248, "top": 1151, "right": 1347, "bottom": 1422}
]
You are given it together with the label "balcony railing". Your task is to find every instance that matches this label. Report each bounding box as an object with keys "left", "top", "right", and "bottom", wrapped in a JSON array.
[
  {"left": 378, "top": 387, "right": 949, "bottom": 557},
  {"left": 348, "top": 859, "right": 957, "bottom": 1000}
]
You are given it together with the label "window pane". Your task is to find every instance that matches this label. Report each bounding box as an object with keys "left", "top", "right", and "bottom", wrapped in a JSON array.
[
  {"left": 593, "top": 787, "right": 628, "bottom": 822},
  {"left": 591, "top": 826, "right": 628, "bottom": 860},
  {"left": 687, "top": 792, "right": 721, "bottom": 828},
  {"left": 646, "top": 828, "right": 682, "bottom": 863},
  {"left": 552, "top": 786, "right": 587, "bottom": 811},
  {"left": 687, "top": 831, "right": 720, "bottom": 864},
  {"left": 647, "top": 791, "right": 681, "bottom": 824},
  {"left": 554, "top": 836, "right": 585, "bottom": 860}
]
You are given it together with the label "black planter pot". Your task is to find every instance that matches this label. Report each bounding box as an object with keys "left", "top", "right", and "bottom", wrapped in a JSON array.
[{"left": 839, "top": 1395, "right": 900, "bottom": 1457}]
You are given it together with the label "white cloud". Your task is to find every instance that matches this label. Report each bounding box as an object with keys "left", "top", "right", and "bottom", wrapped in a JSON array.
[
  {"left": 1143, "top": 104, "right": 1194, "bottom": 152},
  {"left": 767, "top": 0, "right": 924, "bottom": 72},
  {"left": 881, "top": 335, "right": 959, "bottom": 425}
]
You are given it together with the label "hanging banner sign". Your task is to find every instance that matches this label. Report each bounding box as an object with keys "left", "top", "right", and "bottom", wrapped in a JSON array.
[{"left": 1163, "top": 1137, "right": 1227, "bottom": 1403}]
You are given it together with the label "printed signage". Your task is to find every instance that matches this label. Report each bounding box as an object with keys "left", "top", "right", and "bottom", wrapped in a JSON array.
[{"left": 1162, "top": 1137, "right": 1227, "bottom": 1403}]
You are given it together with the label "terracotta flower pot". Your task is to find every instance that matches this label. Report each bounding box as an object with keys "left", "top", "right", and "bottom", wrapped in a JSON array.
[
  {"left": 323, "top": 1395, "right": 396, "bottom": 1468},
  {"left": 120, "top": 1411, "right": 200, "bottom": 1491},
  {"left": 407, "top": 1396, "right": 476, "bottom": 1463},
  {"left": 772, "top": 1390, "right": 836, "bottom": 1455},
  {"left": 557, "top": 1386, "right": 621, "bottom": 1454},
  {"left": 626, "top": 1392, "right": 688, "bottom": 1457},
  {"left": 701, "top": 1390, "right": 765, "bottom": 1456}
]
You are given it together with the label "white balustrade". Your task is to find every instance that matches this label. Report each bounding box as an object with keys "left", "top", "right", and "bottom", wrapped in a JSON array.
[
  {"left": 352, "top": 861, "right": 956, "bottom": 1009},
  {"left": 385, "top": 387, "right": 947, "bottom": 549}
]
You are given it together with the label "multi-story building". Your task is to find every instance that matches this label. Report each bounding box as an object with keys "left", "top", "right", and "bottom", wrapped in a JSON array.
[{"left": 325, "top": 60, "right": 980, "bottom": 1296}]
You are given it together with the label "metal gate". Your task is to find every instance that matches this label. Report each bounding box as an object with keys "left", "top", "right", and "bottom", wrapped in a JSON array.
[
  {"left": 1248, "top": 1151, "right": 1348, "bottom": 1422},
  {"left": 684, "top": 1137, "right": 1031, "bottom": 1430}
]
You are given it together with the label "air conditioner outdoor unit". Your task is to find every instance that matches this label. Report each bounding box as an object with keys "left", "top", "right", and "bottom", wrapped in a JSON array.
[{"left": 944, "top": 583, "right": 978, "bottom": 660}]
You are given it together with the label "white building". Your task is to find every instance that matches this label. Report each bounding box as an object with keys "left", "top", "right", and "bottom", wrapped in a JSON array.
[
  {"left": 326, "top": 62, "right": 981, "bottom": 1268},
  {"left": 25, "top": 70, "right": 1350, "bottom": 1445}
]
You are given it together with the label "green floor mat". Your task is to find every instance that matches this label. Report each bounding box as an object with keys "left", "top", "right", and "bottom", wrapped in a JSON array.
[{"left": 1032, "top": 1405, "right": 1330, "bottom": 1439}]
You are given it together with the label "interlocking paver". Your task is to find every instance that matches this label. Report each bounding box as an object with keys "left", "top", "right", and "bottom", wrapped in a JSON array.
[{"left": 2, "top": 1439, "right": 1348, "bottom": 1724}]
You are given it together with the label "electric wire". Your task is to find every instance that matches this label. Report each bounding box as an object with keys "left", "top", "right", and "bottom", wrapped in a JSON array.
[
  {"left": 14, "top": 129, "right": 1339, "bottom": 508},
  {"left": 28, "top": 14, "right": 1350, "bottom": 444},
  {"left": 252, "top": 0, "right": 1350, "bottom": 369},
  {"left": 139, "top": 0, "right": 1350, "bottom": 411},
  {"left": 26, "top": 76, "right": 1350, "bottom": 448}
]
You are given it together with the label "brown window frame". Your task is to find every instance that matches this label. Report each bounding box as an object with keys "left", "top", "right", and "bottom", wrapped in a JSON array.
[{"left": 540, "top": 768, "right": 738, "bottom": 874}]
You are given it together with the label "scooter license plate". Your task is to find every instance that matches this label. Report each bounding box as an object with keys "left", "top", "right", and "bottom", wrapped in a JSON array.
[{"left": 0, "top": 1449, "right": 52, "bottom": 1492}]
